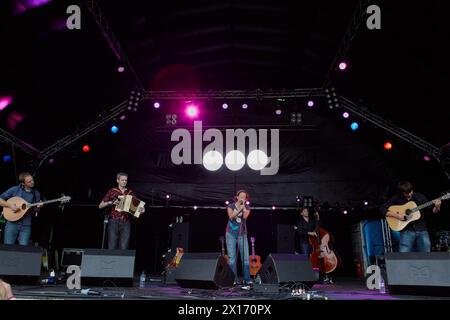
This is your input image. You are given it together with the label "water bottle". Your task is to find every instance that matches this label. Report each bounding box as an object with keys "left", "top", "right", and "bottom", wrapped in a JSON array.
[
  {"left": 379, "top": 276, "right": 386, "bottom": 294},
  {"left": 139, "top": 271, "right": 146, "bottom": 288}
]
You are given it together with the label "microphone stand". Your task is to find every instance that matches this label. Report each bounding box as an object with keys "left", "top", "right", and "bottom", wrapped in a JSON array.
[
  {"left": 102, "top": 209, "right": 109, "bottom": 249},
  {"left": 237, "top": 202, "right": 248, "bottom": 286}
]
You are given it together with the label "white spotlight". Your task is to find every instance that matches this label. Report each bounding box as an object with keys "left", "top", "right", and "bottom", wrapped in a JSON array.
[
  {"left": 203, "top": 150, "right": 224, "bottom": 171},
  {"left": 247, "top": 150, "right": 269, "bottom": 171},
  {"left": 225, "top": 150, "right": 245, "bottom": 171}
]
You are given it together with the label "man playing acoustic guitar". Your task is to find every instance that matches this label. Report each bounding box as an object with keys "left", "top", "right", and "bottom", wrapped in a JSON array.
[
  {"left": 381, "top": 181, "right": 441, "bottom": 252},
  {"left": 0, "top": 172, "right": 43, "bottom": 245}
]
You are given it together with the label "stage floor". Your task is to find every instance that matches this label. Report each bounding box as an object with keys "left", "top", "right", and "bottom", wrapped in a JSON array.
[{"left": 10, "top": 277, "right": 450, "bottom": 300}]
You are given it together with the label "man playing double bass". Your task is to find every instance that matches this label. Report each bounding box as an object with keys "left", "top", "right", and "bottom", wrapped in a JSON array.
[{"left": 296, "top": 207, "right": 334, "bottom": 284}]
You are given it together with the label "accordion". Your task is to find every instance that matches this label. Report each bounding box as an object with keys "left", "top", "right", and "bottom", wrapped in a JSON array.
[{"left": 115, "top": 195, "right": 145, "bottom": 218}]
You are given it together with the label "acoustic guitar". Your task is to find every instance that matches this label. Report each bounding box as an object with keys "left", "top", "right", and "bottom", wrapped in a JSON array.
[
  {"left": 2, "top": 196, "right": 71, "bottom": 222},
  {"left": 386, "top": 193, "right": 449, "bottom": 231},
  {"left": 249, "top": 237, "right": 262, "bottom": 276}
]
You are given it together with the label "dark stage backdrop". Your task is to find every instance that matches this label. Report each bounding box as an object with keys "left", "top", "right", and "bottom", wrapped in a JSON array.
[{"left": 2, "top": 101, "right": 449, "bottom": 277}]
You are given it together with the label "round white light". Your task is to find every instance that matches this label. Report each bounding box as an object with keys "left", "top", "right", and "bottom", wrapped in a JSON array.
[
  {"left": 247, "top": 150, "right": 269, "bottom": 171},
  {"left": 203, "top": 150, "right": 223, "bottom": 171},
  {"left": 225, "top": 150, "right": 245, "bottom": 171}
]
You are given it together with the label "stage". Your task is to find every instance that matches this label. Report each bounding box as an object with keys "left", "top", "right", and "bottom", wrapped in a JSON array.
[{"left": 10, "top": 277, "right": 450, "bottom": 300}]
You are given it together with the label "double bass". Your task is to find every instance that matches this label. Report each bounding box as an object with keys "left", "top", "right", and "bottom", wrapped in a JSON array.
[{"left": 308, "top": 210, "right": 339, "bottom": 274}]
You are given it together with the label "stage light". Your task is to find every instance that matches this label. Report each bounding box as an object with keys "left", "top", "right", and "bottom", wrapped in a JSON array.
[
  {"left": 225, "top": 201, "right": 230, "bottom": 205},
  {"left": 193, "top": 206, "right": 198, "bottom": 210},
  {"left": 272, "top": 206, "right": 276, "bottom": 210},
  {"left": 242, "top": 104, "right": 248, "bottom": 109},
  {"left": 128, "top": 90, "right": 142, "bottom": 110},
  {"left": 275, "top": 109, "right": 282, "bottom": 115},
  {"left": 165, "top": 194, "right": 171, "bottom": 200},
  {"left": 338, "top": 62, "right": 347, "bottom": 70},
  {"left": 303, "top": 196, "right": 314, "bottom": 208},
  {"left": 111, "top": 126, "right": 119, "bottom": 134},
  {"left": 82, "top": 145, "right": 90, "bottom": 153},
  {"left": 118, "top": 66, "right": 125, "bottom": 73},
  {"left": 290, "top": 112, "right": 302, "bottom": 125},
  {"left": 186, "top": 105, "right": 199, "bottom": 118},
  {"left": 343, "top": 210, "right": 348, "bottom": 215},
  {"left": 364, "top": 201, "right": 369, "bottom": 206},
  {"left": 351, "top": 122, "right": 359, "bottom": 131},
  {"left": 0, "top": 96, "right": 13, "bottom": 111},
  {"left": 307, "top": 100, "right": 314, "bottom": 107},
  {"left": 203, "top": 150, "right": 223, "bottom": 171},
  {"left": 166, "top": 114, "right": 177, "bottom": 125},
  {"left": 222, "top": 103, "right": 228, "bottom": 110},
  {"left": 343, "top": 112, "right": 350, "bottom": 119},
  {"left": 48, "top": 158, "right": 55, "bottom": 165},
  {"left": 225, "top": 150, "right": 245, "bottom": 171},
  {"left": 120, "top": 115, "right": 126, "bottom": 121},
  {"left": 153, "top": 102, "right": 160, "bottom": 109},
  {"left": 424, "top": 155, "right": 431, "bottom": 162},
  {"left": 2, "top": 155, "right": 12, "bottom": 163},
  {"left": 246, "top": 201, "right": 250, "bottom": 206},
  {"left": 247, "top": 150, "right": 269, "bottom": 171},
  {"left": 384, "top": 142, "right": 393, "bottom": 151}
]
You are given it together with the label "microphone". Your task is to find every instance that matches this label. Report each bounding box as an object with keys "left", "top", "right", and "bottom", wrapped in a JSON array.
[{"left": 240, "top": 200, "right": 244, "bottom": 205}]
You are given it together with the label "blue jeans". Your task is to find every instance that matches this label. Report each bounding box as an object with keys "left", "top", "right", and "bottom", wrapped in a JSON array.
[
  {"left": 226, "top": 232, "right": 250, "bottom": 282},
  {"left": 4, "top": 221, "right": 31, "bottom": 245},
  {"left": 108, "top": 219, "right": 130, "bottom": 250},
  {"left": 399, "top": 230, "right": 431, "bottom": 252}
]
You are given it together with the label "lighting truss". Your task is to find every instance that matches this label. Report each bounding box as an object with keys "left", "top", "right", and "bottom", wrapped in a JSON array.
[
  {"left": 339, "top": 96, "right": 441, "bottom": 159},
  {"left": 0, "top": 127, "right": 43, "bottom": 158}
]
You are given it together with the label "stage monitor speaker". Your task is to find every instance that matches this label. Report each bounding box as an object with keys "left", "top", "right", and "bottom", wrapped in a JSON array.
[
  {"left": 276, "top": 224, "right": 295, "bottom": 253},
  {"left": 172, "top": 222, "right": 190, "bottom": 251},
  {"left": 80, "top": 249, "right": 135, "bottom": 287},
  {"left": 61, "top": 248, "right": 84, "bottom": 267},
  {"left": 260, "top": 254, "right": 317, "bottom": 287},
  {"left": 0, "top": 244, "right": 42, "bottom": 284},
  {"left": 385, "top": 252, "right": 450, "bottom": 296},
  {"left": 175, "top": 253, "right": 234, "bottom": 289}
]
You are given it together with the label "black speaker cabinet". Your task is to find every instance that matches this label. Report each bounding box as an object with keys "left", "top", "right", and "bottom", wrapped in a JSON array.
[
  {"left": 175, "top": 253, "right": 234, "bottom": 289},
  {"left": 260, "top": 253, "right": 317, "bottom": 287},
  {"left": 276, "top": 224, "right": 295, "bottom": 253},
  {"left": 80, "top": 249, "right": 135, "bottom": 287},
  {"left": 385, "top": 252, "right": 450, "bottom": 296},
  {"left": 172, "top": 222, "right": 190, "bottom": 251},
  {"left": 0, "top": 244, "right": 42, "bottom": 283}
]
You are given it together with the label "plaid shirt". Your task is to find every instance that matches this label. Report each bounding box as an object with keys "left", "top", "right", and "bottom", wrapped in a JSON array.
[{"left": 102, "top": 188, "right": 134, "bottom": 223}]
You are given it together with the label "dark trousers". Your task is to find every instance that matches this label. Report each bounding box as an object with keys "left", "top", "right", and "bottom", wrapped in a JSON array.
[
  {"left": 107, "top": 219, "right": 130, "bottom": 250},
  {"left": 299, "top": 240, "right": 312, "bottom": 255}
]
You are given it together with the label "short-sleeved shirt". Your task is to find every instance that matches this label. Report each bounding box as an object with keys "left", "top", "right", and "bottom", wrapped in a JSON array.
[
  {"left": 0, "top": 185, "right": 41, "bottom": 226},
  {"left": 101, "top": 188, "right": 134, "bottom": 223},
  {"left": 226, "top": 202, "right": 249, "bottom": 236}
]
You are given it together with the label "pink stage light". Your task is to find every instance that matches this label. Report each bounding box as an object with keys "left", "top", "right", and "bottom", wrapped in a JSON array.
[
  {"left": 186, "top": 105, "right": 199, "bottom": 118},
  {"left": 0, "top": 96, "right": 13, "bottom": 111}
]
